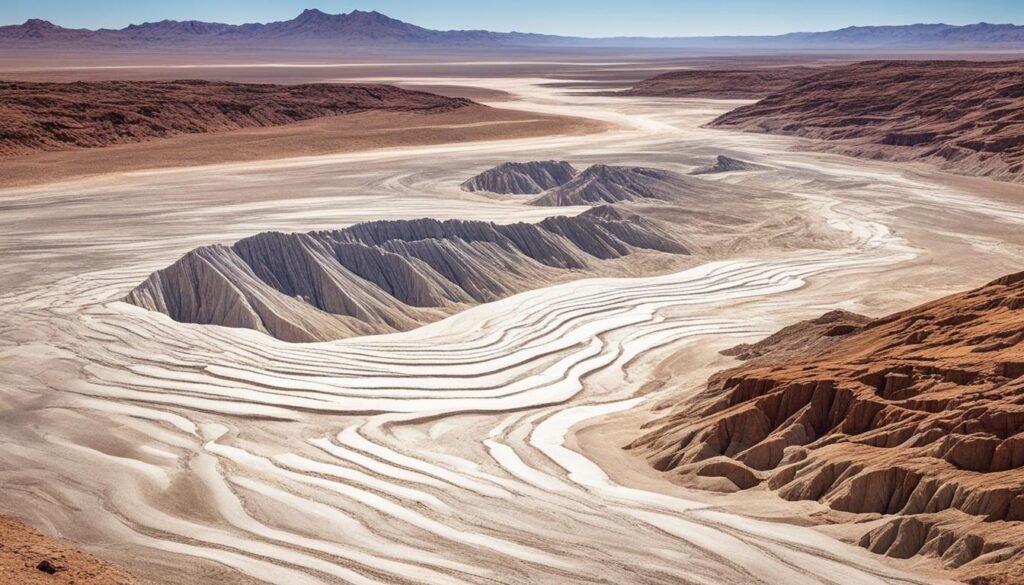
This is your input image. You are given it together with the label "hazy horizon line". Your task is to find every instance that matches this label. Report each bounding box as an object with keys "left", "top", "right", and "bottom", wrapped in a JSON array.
[{"left": 4, "top": 7, "right": 1021, "bottom": 41}]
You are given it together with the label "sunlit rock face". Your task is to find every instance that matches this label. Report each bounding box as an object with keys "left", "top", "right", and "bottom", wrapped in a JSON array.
[
  {"left": 461, "top": 161, "right": 579, "bottom": 194},
  {"left": 631, "top": 272, "right": 1024, "bottom": 579},
  {"left": 126, "top": 207, "right": 687, "bottom": 342}
]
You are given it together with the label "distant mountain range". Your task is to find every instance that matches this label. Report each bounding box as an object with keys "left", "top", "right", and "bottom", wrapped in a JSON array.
[{"left": 3, "top": 8, "right": 1024, "bottom": 50}]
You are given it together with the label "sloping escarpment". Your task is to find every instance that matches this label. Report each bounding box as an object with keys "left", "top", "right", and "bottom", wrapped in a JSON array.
[
  {"left": 710, "top": 60, "right": 1024, "bottom": 183},
  {"left": 464, "top": 161, "right": 717, "bottom": 207},
  {"left": 0, "top": 80, "right": 472, "bottom": 157},
  {"left": 630, "top": 273, "right": 1024, "bottom": 583},
  {"left": 619, "top": 67, "right": 821, "bottom": 99},
  {"left": 720, "top": 309, "right": 872, "bottom": 360},
  {"left": 690, "top": 155, "right": 770, "bottom": 175},
  {"left": 461, "top": 161, "right": 578, "bottom": 194},
  {"left": 530, "top": 165, "right": 704, "bottom": 206},
  {"left": 0, "top": 516, "right": 136, "bottom": 585},
  {"left": 125, "top": 206, "right": 687, "bottom": 342}
]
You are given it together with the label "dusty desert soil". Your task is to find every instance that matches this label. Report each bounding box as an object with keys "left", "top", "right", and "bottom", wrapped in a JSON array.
[
  {"left": 5, "top": 57, "right": 1024, "bottom": 585},
  {"left": 0, "top": 516, "right": 136, "bottom": 585},
  {"left": 710, "top": 60, "right": 1024, "bottom": 183},
  {"left": 0, "top": 105, "right": 606, "bottom": 188}
]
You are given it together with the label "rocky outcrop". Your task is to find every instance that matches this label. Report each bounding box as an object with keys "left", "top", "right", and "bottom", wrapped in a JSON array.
[
  {"left": 126, "top": 207, "right": 687, "bottom": 342},
  {"left": 710, "top": 60, "right": 1024, "bottom": 183},
  {"left": 859, "top": 514, "right": 1024, "bottom": 583},
  {"left": 0, "top": 80, "right": 472, "bottom": 157},
  {"left": 461, "top": 161, "right": 578, "bottom": 194},
  {"left": 690, "top": 155, "right": 769, "bottom": 175},
  {"left": 619, "top": 67, "right": 820, "bottom": 99},
  {"left": 464, "top": 162, "right": 712, "bottom": 207},
  {"left": 0, "top": 515, "right": 136, "bottom": 585},
  {"left": 530, "top": 165, "right": 703, "bottom": 206},
  {"left": 720, "top": 309, "right": 871, "bottom": 360},
  {"left": 630, "top": 272, "right": 1024, "bottom": 582}
]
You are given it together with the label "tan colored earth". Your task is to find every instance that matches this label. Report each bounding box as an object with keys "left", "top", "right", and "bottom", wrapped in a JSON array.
[
  {"left": 3, "top": 54, "right": 1024, "bottom": 585},
  {"left": 0, "top": 516, "right": 136, "bottom": 585}
]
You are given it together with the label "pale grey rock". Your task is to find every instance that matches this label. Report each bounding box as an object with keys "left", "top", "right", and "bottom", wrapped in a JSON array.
[
  {"left": 125, "top": 210, "right": 687, "bottom": 341},
  {"left": 690, "top": 155, "right": 769, "bottom": 175},
  {"left": 531, "top": 164, "right": 703, "bottom": 206},
  {"left": 461, "top": 161, "right": 578, "bottom": 194}
]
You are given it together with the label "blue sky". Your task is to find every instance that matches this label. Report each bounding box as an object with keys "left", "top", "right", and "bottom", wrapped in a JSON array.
[{"left": 2, "top": 0, "right": 1022, "bottom": 36}]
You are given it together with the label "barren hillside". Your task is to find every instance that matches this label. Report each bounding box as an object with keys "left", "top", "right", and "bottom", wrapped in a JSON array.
[
  {"left": 630, "top": 272, "right": 1024, "bottom": 583},
  {"left": 461, "top": 160, "right": 578, "bottom": 194},
  {"left": 710, "top": 60, "right": 1024, "bottom": 183},
  {"left": 126, "top": 207, "right": 687, "bottom": 341},
  {"left": 0, "top": 516, "right": 135, "bottom": 585},
  {"left": 530, "top": 165, "right": 705, "bottom": 206},
  {"left": 620, "top": 67, "right": 820, "bottom": 99},
  {"left": 0, "top": 80, "right": 472, "bottom": 156}
]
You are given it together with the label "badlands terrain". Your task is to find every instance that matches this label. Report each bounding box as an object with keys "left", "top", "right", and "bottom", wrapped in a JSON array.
[
  {"left": 0, "top": 80, "right": 596, "bottom": 187},
  {"left": 631, "top": 273, "right": 1024, "bottom": 582},
  {"left": 616, "top": 67, "right": 822, "bottom": 99},
  {"left": 125, "top": 206, "right": 689, "bottom": 341},
  {"left": 711, "top": 60, "right": 1024, "bottom": 183},
  {"left": 0, "top": 81, "right": 473, "bottom": 156},
  {"left": 2, "top": 52, "right": 1024, "bottom": 585}
]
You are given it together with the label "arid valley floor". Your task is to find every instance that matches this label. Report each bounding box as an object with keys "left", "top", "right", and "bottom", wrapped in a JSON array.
[{"left": 2, "top": 56, "right": 1024, "bottom": 585}]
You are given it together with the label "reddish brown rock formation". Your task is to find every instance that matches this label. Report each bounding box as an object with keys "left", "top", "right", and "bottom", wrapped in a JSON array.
[
  {"left": 0, "top": 515, "right": 135, "bottom": 584},
  {"left": 620, "top": 67, "right": 821, "bottom": 99},
  {"left": 630, "top": 273, "right": 1024, "bottom": 583},
  {"left": 0, "top": 80, "right": 472, "bottom": 157},
  {"left": 710, "top": 60, "right": 1024, "bottom": 183}
]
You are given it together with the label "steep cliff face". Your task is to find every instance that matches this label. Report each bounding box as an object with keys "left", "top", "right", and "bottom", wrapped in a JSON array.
[
  {"left": 461, "top": 161, "right": 578, "bottom": 194},
  {"left": 125, "top": 207, "right": 687, "bottom": 342},
  {"left": 629, "top": 273, "right": 1024, "bottom": 582}
]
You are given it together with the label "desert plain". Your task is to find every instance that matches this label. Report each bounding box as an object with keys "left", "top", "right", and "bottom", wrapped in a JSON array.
[{"left": 1, "top": 51, "right": 1024, "bottom": 585}]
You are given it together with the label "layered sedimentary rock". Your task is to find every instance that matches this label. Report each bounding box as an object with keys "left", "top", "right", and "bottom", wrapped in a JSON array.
[
  {"left": 125, "top": 206, "right": 687, "bottom": 342},
  {"left": 461, "top": 161, "right": 578, "bottom": 194},
  {"left": 0, "top": 80, "right": 472, "bottom": 156},
  {"left": 531, "top": 164, "right": 703, "bottom": 206},
  {"left": 710, "top": 60, "right": 1024, "bottom": 183},
  {"left": 630, "top": 273, "right": 1024, "bottom": 582},
  {"left": 690, "top": 155, "right": 769, "bottom": 175},
  {"left": 620, "top": 67, "right": 820, "bottom": 99}
]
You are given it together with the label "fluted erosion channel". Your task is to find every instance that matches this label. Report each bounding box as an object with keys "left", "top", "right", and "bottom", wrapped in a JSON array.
[
  {"left": 124, "top": 207, "right": 688, "bottom": 341},
  {"left": 3, "top": 70, "right": 1024, "bottom": 585}
]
